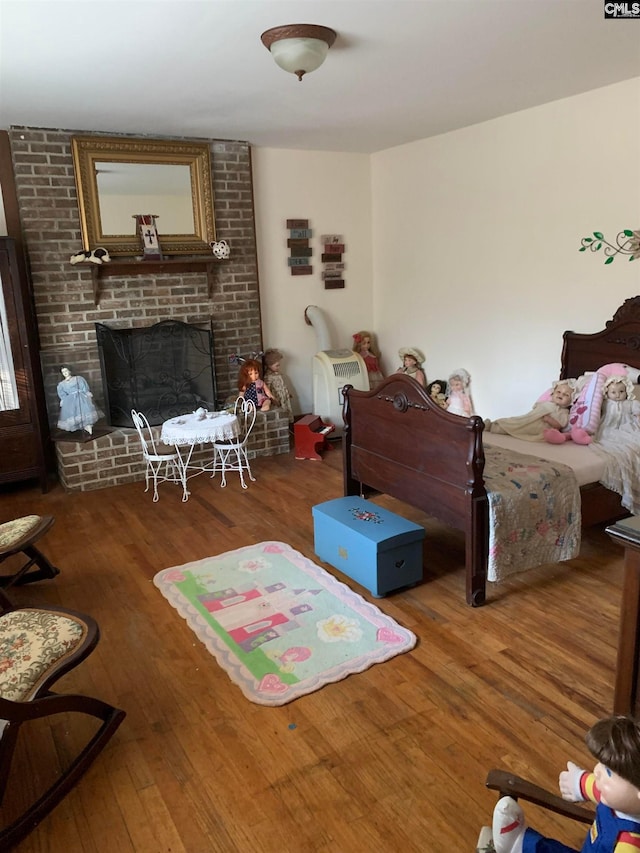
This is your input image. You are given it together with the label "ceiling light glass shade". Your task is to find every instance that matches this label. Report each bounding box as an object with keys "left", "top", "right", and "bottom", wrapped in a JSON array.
[{"left": 261, "top": 25, "right": 337, "bottom": 81}]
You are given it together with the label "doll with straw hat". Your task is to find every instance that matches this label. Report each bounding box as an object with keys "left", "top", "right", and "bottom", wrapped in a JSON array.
[{"left": 396, "top": 347, "right": 426, "bottom": 388}]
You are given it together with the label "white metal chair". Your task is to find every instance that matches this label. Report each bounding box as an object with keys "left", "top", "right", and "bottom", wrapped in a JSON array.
[
  {"left": 211, "top": 397, "right": 257, "bottom": 489},
  {"left": 131, "top": 410, "right": 187, "bottom": 502}
]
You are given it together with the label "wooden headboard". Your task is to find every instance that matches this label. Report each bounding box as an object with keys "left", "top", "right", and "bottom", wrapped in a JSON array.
[{"left": 561, "top": 295, "right": 640, "bottom": 379}]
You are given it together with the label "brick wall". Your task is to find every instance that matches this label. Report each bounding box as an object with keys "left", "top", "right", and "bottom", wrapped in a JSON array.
[
  {"left": 9, "top": 126, "right": 289, "bottom": 489},
  {"left": 55, "top": 410, "right": 290, "bottom": 492}
]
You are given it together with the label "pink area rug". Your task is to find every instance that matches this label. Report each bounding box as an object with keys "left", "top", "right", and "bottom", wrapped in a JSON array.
[{"left": 154, "top": 541, "right": 416, "bottom": 706}]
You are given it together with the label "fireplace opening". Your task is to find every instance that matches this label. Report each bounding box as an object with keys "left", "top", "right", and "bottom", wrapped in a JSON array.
[{"left": 96, "top": 320, "right": 218, "bottom": 427}]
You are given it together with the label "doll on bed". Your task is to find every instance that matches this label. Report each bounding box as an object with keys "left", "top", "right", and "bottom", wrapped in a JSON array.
[
  {"left": 353, "top": 331, "right": 384, "bottom": 390},
  {"left": 396, "top": 347, "right": 426, "bottom": 388},
  {"left": 490, "top": 714, "right": 640, "bottom": 853},
  {"left": 446, "top": 368, "right": 475, "bottom": 417},
  {"left": 238, "top": 359, "right": 275, "bottom": 411},
  {"left": 595, "top": 375, "right": 640, "bottom": 440},
  {"left": 485, "top": 380, "right": 576, "bottom": 441}
]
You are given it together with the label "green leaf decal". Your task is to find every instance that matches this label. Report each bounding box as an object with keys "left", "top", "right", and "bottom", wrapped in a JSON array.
[
  {"left": 623, "top": 230, "right": 633, "bottom": 237},
  {"left": 593, "top": 232, "right": 604, "bottom": 239},
  {"left": 605, "top": 257, "right": 614, "bottom": 265}
]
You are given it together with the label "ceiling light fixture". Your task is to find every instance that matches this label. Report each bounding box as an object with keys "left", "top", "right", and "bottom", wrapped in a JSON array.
[{"left": 261, "top": 24, "right": 337, "bottom": 81}]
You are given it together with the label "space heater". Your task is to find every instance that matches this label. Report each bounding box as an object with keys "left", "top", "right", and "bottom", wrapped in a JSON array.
[{"left": 305, "top": 306, "right": 370, "bottom": 433}]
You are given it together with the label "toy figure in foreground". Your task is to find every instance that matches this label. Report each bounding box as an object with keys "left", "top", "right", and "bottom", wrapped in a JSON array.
[
  {"left": 485, "top": 380, "right": 576, "bottom": 441},
  {"left": 492, "top": 714, "right": 640, "bottom": 853},
  {"left": 353, "top": 331, "right": 384, "bottom": 390},
  {"left": 238, "top": 359, "right": 275, "bottom": 411},
  {"left": 263, "top": 348, "right": 294, "bottom": 423},
  {"left": 446, "top": 368, "right": 475, "bottom": 417},
  {"left": 396, "top": 347, "right": 426, "bottom": 388}
]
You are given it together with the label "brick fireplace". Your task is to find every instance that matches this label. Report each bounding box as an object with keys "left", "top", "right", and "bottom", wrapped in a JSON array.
[{"left": 9, "top": 126, "right": 289, "bottom": 490}]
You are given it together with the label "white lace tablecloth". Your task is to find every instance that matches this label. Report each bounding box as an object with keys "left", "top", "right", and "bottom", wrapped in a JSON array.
[{"left": 161, "top": 411, "right": 239, "bottom": 446}]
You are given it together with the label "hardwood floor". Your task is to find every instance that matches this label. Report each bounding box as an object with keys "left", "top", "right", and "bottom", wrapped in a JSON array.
[{"left": 0, "top": 446, "right": 625, "bottom": 852}]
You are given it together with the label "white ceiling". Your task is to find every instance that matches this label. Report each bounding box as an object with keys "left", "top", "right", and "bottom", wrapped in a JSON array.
[{"left": 1, "top": 0, "right": 639, "bottom": 154}]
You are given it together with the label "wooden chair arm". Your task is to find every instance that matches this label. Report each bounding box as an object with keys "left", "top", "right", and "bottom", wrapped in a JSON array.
[{"left": 485, "top": 769, "right": 594, "bottom": 824}]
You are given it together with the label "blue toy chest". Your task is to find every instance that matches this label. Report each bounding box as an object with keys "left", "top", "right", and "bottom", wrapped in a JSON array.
[{"left": 312, "top": 497, "right": 425, "bottom": 597}]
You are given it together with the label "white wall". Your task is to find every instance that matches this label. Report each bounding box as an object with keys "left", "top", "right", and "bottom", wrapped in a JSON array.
[
  {"left": 252, "top": 148, "right": 372, "bottom": 415},
  {"left": 371, "top": 78, "right": 640, "bottom": 419}
]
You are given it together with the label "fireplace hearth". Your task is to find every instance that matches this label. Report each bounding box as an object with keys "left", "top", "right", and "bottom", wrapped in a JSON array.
[{"left": 96, "top": 320, "right": 218, "bottom": 428}]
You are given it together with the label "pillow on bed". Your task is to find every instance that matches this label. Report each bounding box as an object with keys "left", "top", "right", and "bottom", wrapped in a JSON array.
[{"left": 567, "top": 370, "right": 606, "bottom": 435}]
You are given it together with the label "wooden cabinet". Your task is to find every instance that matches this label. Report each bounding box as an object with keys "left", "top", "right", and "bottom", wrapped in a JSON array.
[{"left": 0, "top": 237, "right": 50, "bottom": 491}]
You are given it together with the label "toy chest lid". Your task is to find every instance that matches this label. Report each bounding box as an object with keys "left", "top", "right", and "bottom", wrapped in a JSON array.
[{"left": 312, "top": 497, "right": 425, "bottom": 550}]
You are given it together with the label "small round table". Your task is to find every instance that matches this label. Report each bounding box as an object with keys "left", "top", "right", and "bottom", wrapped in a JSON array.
[{"left": 161, "top": 411, "right": 239, "bottom": 496}]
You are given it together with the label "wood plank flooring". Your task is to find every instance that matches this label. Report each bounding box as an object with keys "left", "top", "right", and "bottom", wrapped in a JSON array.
[{"left": 0, "top": 445, "right": 625, "bottom": 852}]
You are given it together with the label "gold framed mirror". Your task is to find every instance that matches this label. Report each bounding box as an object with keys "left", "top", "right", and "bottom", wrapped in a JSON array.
[{"left": 71, "top": 135, "right": 215, "bottom": 256}]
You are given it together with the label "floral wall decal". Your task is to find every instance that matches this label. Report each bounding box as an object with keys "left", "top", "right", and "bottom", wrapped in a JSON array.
[{"left": 579, "top": 229, "right": 640, "bottom": 264}]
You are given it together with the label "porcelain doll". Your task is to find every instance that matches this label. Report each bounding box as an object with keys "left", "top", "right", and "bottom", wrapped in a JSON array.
[
  {"left": 485, "top": 380, "right": 574, "bottom": 441},
  {"left": 353, "top": 331, "right": 384, "bottom": 390},
  {"left": 595, "top": 375, "right": 640, "bottom": 439},
  {"left": 56, "top": 365, "right": 101, "bottom": 434},
  {"left": 446, "top": 368, "right": 475, "bottom": 417},
  {"left": 491, "top": 714, "right": 640, "bottom": 853},
  {"left": 427, "top": 379, "right": 448, "bottom": 409},
  {"left": 263, "top": 348, "right": 294, "bottom": 423},
  {"left": 238, "top": 359, "right": 275, "bottom": 411},
  {"left": 396, "top": 347, "right": 426, "bottom": 388}
]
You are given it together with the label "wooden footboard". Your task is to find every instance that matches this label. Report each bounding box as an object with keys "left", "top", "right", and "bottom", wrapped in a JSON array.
[
  {"left": 342, "top": 297, "right": 640, "bottom": 607},
  {"left": 342, "top": 374, "right": 489, "bottom": 606}
]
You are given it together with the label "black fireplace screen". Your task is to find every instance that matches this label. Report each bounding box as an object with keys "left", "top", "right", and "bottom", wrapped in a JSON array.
[{"left": 96, "top": 320, "right": 217, "bottom": 427}]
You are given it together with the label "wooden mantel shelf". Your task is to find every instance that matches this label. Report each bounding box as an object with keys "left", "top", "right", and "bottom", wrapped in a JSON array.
[{"left": 89, "top": 258, "right": 221, "bottom": 305}]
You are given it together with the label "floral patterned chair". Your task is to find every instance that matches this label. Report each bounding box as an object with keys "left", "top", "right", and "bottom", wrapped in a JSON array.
[
  {"left": 0, "top": 589, "right": 125, "bottom": 847},
  {"left": 0, "top": 515, "right": 60, "bottom": 588}
]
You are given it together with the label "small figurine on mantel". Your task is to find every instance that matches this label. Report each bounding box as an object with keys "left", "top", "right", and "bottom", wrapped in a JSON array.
[
  {"left": 352, "top": 331, "right": 384, "bottom": 390},
  {"left": 133, "top": 214, "right": 162, "bottom": 260},
  {"left": 238, "top": 359, "right": 275, "bottom": 412},
  {"left": 263, "top": 348, "right": 294, "bottom": 423},
  {"left": 56, "top": 365, "right": 102, "bottom": 434}
]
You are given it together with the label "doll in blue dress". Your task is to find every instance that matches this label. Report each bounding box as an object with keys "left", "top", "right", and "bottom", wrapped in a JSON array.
[{"left": 57, "top": 365, "right": 101, "bottom": 434}]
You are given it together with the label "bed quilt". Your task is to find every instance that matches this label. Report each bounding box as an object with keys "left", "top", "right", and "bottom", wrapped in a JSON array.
[{"left": 483, "top": 445, "right": 581, "bottom": 583}]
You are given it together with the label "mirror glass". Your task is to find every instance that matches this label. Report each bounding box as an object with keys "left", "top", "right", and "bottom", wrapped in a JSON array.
[
  {"left": 72, "top": 136, "right": 216, "bottom": 256},
  {"left": 96, "top": 162, "right": 195, "bottom": 236}
]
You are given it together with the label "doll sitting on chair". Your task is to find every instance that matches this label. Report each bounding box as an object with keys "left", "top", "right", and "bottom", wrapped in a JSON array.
[
  {"left": 238, "top": 359, "right": 275, "bottom": 412},
  {"left": 491, "top": 714, "right": 640, "bottom": 853},
  {"left": 263, "top": 348, "right": 294, "bottom": 423}
]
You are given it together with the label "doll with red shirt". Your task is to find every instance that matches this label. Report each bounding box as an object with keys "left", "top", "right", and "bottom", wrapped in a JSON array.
[
  {"left": 491, "top": 714, "right": 640, "bottom": 853},
  {"left": 353, "top": 330, "right": 384, "bottom": 390}
]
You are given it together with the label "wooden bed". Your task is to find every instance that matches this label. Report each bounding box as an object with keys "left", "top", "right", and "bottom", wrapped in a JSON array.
[{"left": 342, "top": 296, "right": 640, "bottom": 607}]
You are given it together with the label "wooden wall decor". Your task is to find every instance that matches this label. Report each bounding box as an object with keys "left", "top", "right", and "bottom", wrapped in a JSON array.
[
  {"left": 321, "top": 234, "right": 345, "bottom": 289},
  {"left": 286, "top": 219, "right": 312, "bottom": 275}
]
